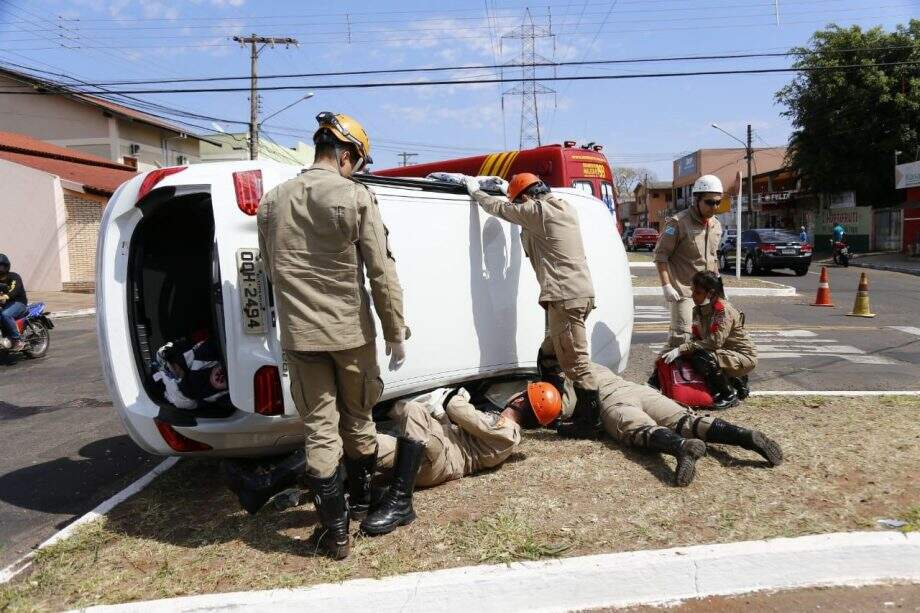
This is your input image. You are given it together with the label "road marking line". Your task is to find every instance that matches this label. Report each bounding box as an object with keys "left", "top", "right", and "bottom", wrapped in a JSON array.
[
  {"left": 77, "top": 531, "right": 920, "bottom": 613},
  {"left": 888, "top": 326, "right": 920, "bottom": 337},
  {"left": 752, "top": 390, "right": 920, "bottom": 396},
  {"left": 0, "top": 457, "right": 178, "bottom": 584}
]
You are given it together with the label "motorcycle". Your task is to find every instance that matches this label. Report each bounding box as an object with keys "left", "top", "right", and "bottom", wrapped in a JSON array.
[
  {"left": 0, "top": 302, "right": 54, "bottom": 359},
  {"left": 832, "top": 240, "right": 850, "bottom": 267}
]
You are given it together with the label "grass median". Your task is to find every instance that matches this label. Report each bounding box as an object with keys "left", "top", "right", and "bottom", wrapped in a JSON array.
[
  {"left": 3, "top": 396, "right": 918, "bottom": 611},
  {"left": 631, "top": 274, "right": 785, "bottom": 289}
]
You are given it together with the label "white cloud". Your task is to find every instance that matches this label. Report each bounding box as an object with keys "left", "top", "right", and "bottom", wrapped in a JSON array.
[{"left": 382, "top": 102, "right": 501, "bottom": 131}]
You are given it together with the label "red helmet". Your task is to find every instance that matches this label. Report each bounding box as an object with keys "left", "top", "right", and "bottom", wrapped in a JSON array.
[
  {"left": 526, "top": 381, "right": 562, "bottom": 426},
  {"left": 507, "top": 172, "right": 542, "bottom": 202}
]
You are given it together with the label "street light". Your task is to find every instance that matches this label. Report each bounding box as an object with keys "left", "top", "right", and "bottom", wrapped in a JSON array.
[
  {"left": 261, "top": 92, "right": 314, "bottom": 124},
  {"left": 711, "top": 122, "right": 753, "bottom": 279}
]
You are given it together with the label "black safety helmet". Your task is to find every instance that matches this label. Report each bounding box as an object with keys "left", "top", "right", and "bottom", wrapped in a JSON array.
[{"left": 0, "top": 254, "right": 9, "bottom": 273}]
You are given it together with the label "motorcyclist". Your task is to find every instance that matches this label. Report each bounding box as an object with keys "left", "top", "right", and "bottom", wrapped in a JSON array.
[
  {"left": 0, "top": 254, "right": 28, "bottom": 352},
  {"left": 833, "top": 223, "right": 846, "bottom": 244}
]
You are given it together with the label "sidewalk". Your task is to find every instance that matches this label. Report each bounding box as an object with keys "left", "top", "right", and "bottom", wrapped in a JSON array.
[
  {"left": 849, "top": 253, "right": 920, "bottom": 276},
  {"left": 30, "top": 291, "right": 96, "bottom": 318}
]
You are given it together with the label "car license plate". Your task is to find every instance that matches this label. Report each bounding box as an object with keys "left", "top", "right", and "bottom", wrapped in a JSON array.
[
  {"left": 236, "top": 248, "right": 266, "bottom": 334},
  {"left": 782, "top": 249, "right": 796, "bottom": 255}
]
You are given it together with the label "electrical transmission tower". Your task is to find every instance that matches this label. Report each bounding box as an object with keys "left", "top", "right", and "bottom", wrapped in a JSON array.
[
  {"left": 397, "top": 152, "right": 418, "bottom": 167},
  {"left": 501, "top": 8, "right": 556, "bottom": 149}
]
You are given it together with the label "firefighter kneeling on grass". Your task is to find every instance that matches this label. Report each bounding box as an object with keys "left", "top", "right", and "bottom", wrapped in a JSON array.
[{"left": 660, "top": 271, "right": 758, "bottom": 409}]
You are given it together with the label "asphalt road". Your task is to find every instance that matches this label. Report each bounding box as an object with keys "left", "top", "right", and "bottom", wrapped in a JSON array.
[
  {"left": 2, "top": 266, "right": 919, "bottom": 567},
  {"left": 627, "top": 264, "right": 920, "bottom": 390},
  {"left": 0, "top": 316, "right": 157, "bottom": 568}
]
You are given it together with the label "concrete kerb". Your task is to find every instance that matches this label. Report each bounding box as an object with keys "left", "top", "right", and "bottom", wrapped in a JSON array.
[
  {"left": 0, "top": 457, "right": 179, "bottom": 584},
  {"left": 74, "top": 531, "right": 920, "bottom": 613},
  {"left": 53, "top": 308, "right": 96, "bottom": 319}
]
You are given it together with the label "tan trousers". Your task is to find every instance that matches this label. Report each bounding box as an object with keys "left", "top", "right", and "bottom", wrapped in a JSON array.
[
  {"left": 601, "top": 384, "right": 713, "bottom": 447},
  {"left": 287, "top": 342, "right": 382, "bottom": 478},
  {"left": 540, "top": 298, "right": 597, "bottom": 389},
  {"left": 667, "top": 297, "right": 694, "bottom": 348},
  {"left": 376, "top": 401, "right": 461, "bottom": 488},
  {"left": 716, "top": 350, "right": 756, "bottom": 377}
]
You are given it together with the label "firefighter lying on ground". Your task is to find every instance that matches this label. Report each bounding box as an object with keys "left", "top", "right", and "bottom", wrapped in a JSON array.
[
  {"left": 660, "top": 271, "right": 757, "bottom": 409},
  {"left": 549, "top": 355, "right": 781, "bottom": 486},
  {"left": 360, "top": 381, "right": 562, "bottom": 536},
  {"left": 223, "top": 381, "right": 562, "bottom": 534}
]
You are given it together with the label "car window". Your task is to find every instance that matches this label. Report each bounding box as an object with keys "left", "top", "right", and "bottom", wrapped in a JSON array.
[
  {"left": 741, "top": 231, "right": 756, "bottom": 242},
  {"left": 600, "top": 181, "right": 615, "bottom": 209},
  {"left": 572, "top": 180, "right": 595, "bottom": 196},
  {"left": 756, "top": 229, "right": 799, "bottom": 242}
]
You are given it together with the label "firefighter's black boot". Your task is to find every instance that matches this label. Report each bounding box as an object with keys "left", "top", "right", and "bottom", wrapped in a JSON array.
[
  {"left": 556, "top": 386, "right": 602, "bottom": 439},
  {"left": 222, "top": 449, "right": 305, "bottom": 515},
  {"left": 689, "top": 350, "right": 738, "bottom": 409},
  {"left": 537, "top": 347, "right": 566, "bottom": 397},
  {"left": 646, "top": 428, "right": 707, "bottom": 487},
  {"left": 705, "top": 418, "right": 783, "bottom": 466},
  {"left": 304, "top": 466, "right": 350, "bottom": 560},
  {"left": 360, "top": 437, "right": 424, "bottom": 536},
  {"left": 730, "top": 375, "right": 750, "bottom": 400},
  {"left": 343, "top": 447, "right": 377, "bottom": 521}
]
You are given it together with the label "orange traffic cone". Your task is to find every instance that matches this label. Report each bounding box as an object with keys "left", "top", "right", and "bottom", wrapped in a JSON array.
[
  {"left": 810, "top": 266, "right": 835, "bottom": 307},
  {"left": 847, "top": 272, "right": 876, "bottom": 317}
]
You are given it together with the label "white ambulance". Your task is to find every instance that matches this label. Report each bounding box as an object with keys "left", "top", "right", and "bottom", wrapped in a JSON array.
[{"left": 96, "top": 161, "right": 633, "bottom": 456}]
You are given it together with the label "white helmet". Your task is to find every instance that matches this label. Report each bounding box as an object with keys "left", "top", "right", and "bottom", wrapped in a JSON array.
[{"left": 692, "top": 174, "right": 723, "bottom": 194}]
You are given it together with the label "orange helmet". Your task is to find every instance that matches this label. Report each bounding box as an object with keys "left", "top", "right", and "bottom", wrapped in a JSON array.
[
  {"left": 526, "top": 381, "right": 562, "bottom": 426},
  {"left": 507, "top": 172, "right": 542, "bottom": 202}
]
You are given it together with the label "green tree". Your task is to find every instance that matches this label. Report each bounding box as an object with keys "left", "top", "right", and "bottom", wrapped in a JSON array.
[{"left": 776, "top": 20, "right": 920, "bottom": 204}]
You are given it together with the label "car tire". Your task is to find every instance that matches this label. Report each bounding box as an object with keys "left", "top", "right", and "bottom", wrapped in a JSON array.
[
  {"left": 743, "top": 255, "right": 759, "bottom": 276},
  {"left": 718, "top": 253, "right": 728, "bottom": 272},
  {"left": 794, "top": 267, "right": 809, "bottom": 276}
]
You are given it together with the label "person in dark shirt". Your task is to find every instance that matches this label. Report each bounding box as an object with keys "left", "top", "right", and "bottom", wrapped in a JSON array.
[{"left": 0, "top": 254, "right": 28, "bottom": 351}]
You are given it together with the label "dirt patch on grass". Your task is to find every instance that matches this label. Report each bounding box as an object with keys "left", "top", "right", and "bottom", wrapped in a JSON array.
[{"left": 3, "top": 396, "right": 918, "bottom": 611}]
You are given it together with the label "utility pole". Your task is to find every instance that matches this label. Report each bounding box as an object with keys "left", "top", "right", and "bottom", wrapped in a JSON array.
[
  {"left": 746, "top": 124, "right": 754, "bottom": 229},
  {"left": 233, "top": 34, "right": 298, "bottom": 160},
  {"left": 501, "top": 9, "right": 556, "bottom": 149},
  {"left": 397, "top": 152, "right": 418, "bottom": 167}
]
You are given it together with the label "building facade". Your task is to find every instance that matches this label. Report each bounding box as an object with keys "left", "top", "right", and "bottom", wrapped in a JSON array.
[
  {"left": 0, "top": 67, "right": 218, "bottom": 171},
  {"left": 199, "top": 133, "right": 314, "bottom": 165},
  {"left": 632, "top": 180, "right": 672, "bottom": 230},
  {"left": 0, "top": 132, "right": 137, "bottom": 292}
]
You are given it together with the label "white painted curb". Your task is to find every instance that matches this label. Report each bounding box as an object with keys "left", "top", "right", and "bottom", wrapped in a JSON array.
[
  {"left": 54, "top": 308, "right": 96, "bottom": 319},
  {"left": 752, "top": 390, "right": 920, "bottom": 397},
  {"left": 633, "top": 286, "right": 797, "bottom": 297},
  {"left": 75, "top": 531, "right": 920, "bottom": 613},
  {"left": 0, "top": 457, "right": 178, "bottom": 584}
]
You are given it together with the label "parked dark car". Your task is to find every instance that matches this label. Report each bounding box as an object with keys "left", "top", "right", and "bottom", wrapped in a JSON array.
[
  {"left": 718, "top": 228, "right": 812, "bottom": 276},
  {"left": 627, "top": 228, "right": 660, "bottom": 251}
]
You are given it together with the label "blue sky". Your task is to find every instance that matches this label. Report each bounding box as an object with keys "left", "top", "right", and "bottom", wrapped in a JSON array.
[{"left": 0, "top": 0, "right": 915, "bottom": 178}]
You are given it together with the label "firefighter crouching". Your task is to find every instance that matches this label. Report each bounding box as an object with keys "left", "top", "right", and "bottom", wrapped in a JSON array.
[{"left": 661, "top": 271, "right": 757, "bottom": 409}]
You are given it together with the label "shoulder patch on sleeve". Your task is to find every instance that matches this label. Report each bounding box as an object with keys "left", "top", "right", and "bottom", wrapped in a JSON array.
[{"left": 665, "top": 226, "right": 677, "bottom": 236}]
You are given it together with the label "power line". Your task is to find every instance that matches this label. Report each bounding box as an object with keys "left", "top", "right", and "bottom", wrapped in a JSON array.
[{"left": 4, "top": 60, "right": 915, "bottom": 95}]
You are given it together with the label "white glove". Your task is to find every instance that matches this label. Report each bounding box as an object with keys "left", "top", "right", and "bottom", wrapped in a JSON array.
[
  {"left": 662, "top": 348, "right": 681, "bottom": 364},
  {"left": 496, "top": 178, "right": 509, "bottom": 195},
  {"left": 414, "top": 387, "right": 451, "bottom": 419},
  {"left": 662, "top": 283, "right": 680, "bottom": 303},
  {"left": 386, "top": 340, "right": 407, "bottom": 369},
  {"left": 463, "top": 176, "right": 481, "bottom": 196}
]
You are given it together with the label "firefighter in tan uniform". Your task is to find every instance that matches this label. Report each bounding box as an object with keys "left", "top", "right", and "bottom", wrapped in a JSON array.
[
  {"left": 662, "top": 271, "right": 758, "bottom": 409},
  {"left": 463, "top": 173, "right": 600, "bottom": 440},
  {"left": 654, "top": 174, "right": 723, "bottom": 348},
  {"left": 559, "top": 362, "right": 782, "bottom": 486},
  {"left": 257, "top": 112, "right": 409, "bottom": 560},
  {"left": 360, "top": 382, "right": 562, "bottom": 535}
]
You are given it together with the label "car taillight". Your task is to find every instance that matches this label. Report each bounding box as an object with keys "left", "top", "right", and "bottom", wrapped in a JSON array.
[
  {"left": 154, "top": 419, "right": 212, "bottom": 452},
  {"left": 760, "top": 243, "right": 776, "bottom": 253},
  {"left": 233, "top": 169, "right": 264, "bottom": 215},
  {"left": 137, "top": 167, "right": 187, "bottom": 202},
  {"left": 801, "top": 244, "right": 812, "bottom": 253},
  {"left": 254, "top": 365, "right": 283, "bottom": 415}
]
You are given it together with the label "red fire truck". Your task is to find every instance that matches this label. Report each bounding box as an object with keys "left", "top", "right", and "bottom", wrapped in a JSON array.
[{"left": 376, "top": 141, "right": 618, "bottom": 216}]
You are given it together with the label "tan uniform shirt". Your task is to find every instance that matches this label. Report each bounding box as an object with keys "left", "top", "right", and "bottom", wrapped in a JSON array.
[
  {"left": 653, "top": 205, "right": 721, "bottom": 297},
  {"left": 257, "top": 167, "right": 408, "bottom": 352},
  {"left": 441, "top": 395, "right": 522, "bottom": 475},
  {"left": 471, "top": 190, "right": 594, "bottom": 304},
  {"left": 678, "top": 300, "right": 757, "bottom": 364}
]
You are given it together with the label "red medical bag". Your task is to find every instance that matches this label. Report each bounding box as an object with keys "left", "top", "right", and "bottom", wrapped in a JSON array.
[{"left": 655, "top": 357, "right": 715, "bottom": 408}]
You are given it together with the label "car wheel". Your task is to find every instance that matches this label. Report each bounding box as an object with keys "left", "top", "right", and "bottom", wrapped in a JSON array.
[
  {"left": 794, "top": 267, "right": 809, "bottom": 276},
  {"left": 718, "top": 253, "right": 728, "bottom": 272},
  {"left": 743, "top": 255, "right": 757, "bottom": 276}
]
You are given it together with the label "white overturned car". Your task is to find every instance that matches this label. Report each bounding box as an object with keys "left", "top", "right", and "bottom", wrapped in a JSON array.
[{"left": 96, "top": 161, "right": 633, "bottom": 456}]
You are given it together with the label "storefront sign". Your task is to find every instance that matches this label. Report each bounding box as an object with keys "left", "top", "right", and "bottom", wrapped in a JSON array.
[
  {"left": 896, "top": 161, "right": 920, "bottom": 189},
  {"left": 676, "top": 153, "right": 697, "bottom": 178},
  {"left": 816, "top": 206, "right": 872, "bottom": 235}
]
